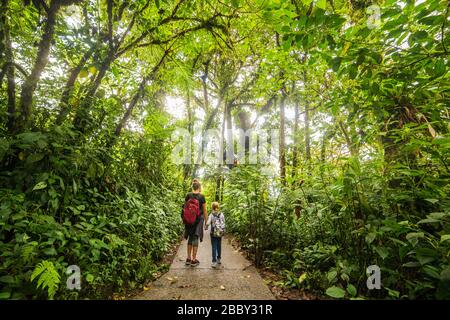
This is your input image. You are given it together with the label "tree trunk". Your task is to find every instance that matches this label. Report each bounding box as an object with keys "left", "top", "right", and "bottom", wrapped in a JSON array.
[
  {"left": 203, "top": 101, "right": 221, "bottom": 134},
  {"left": 225, "top": 103, "right": 234, "bottom": 166},
  {"left": 183, "top": 86, "right": 193, "bottom": 181},
  {"left": 193, "top": 62, "right": 215, "bottom": 177},
  {"left": 338, "top": 120, "right": 358, "bottom": 157},
  {"left": 292, "top": 101, "right": 299, "bottom": 175},
  {"left": 56, "top": 46, "right": 95, "bottom": 124},
  {"left": 381, "top": 100, "right": 422, "bottom": 187},
  {"left": 321, "top": 131, "right": 327, "bottom": 162},
  {"left": 215, "top": 175, "right": 222, "bottom": 201},
  {"left": 18, "top": 0, "right": 61, "bottom": 130},
  {"left": 195, "top": 96, "right": 222, "bottom": 176},
  {"left": 279, "top": 93, "right": 286, "bottom": 186},
  {"left": 1, "top": 0, "right": 16, "bottom": 132},
  {"left": 112, "top": 50, "right": 169, "bottom": 139},
  {"left": 201, "top": 62, "right": 209, "bottom": 112},
  {"left": 303, "top": 71, "right": 311, "bottom": 162},
  {"left": 73, "top": 50, "right": 115, "bottom": 130},
  {"left": 221, "top": 101, "right": 226, "bottom": 165},
  {"left": 305, "top": 105, "right": 311, "bottom": 161},
  {"left": 237, "top": 109, "right": 251, "bottom": 159}
]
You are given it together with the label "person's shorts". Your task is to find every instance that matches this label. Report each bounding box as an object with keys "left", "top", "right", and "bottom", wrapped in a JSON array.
[{"left": 187, "top": 234, "right": 199, "bottom": 246}]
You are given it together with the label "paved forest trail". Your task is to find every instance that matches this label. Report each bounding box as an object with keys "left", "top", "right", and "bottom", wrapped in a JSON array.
[{"left": 133, "top": 230, "right": 274, "bottom": 300}]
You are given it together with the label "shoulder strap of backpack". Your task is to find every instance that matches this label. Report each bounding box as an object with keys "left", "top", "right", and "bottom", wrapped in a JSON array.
[{"left": 184, "top": 193, "right": 192, "bottom": 207}]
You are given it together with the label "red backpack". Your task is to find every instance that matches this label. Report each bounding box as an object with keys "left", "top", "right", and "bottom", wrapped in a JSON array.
[{"left": 183, "top": 194, "right": 200, "bottom": 225}]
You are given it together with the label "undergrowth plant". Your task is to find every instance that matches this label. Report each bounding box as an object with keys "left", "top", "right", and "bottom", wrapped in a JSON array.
[{"left": 0, "top": 124, "right": 183, "bottom": 299}]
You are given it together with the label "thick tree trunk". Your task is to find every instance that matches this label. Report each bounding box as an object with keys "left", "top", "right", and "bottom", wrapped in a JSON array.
[
  {"left": 237, "top": 109, "right": 251, "bottom": 157},
  {"left": 18, "top": 0, "right": 61, "bottom": 130},
  {"left": 1, "top": 0, "right": 16, "bottom": 132}
]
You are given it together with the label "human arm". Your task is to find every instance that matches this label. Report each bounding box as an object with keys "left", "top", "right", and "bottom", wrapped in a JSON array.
[
  {"left": 203, "top": 203, "right": 208, "bottom": 228},
  {"left": 205, "top": 213, "right": 211, "bottom": 230},
  {"left": 180, "top": 196, "right": 186, "bottom": 220},
  {"left": 221, "top": 213, "right": 226, "bottom": 233}
]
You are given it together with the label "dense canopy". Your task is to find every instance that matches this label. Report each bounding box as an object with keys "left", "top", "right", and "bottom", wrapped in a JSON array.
[{"left": 0, "top": 0, "right": 449, "bottom": 299}]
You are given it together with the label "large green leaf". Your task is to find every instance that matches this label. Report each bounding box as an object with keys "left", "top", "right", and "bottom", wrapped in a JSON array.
[
  {"left": 406, "top": 232, "right": 424, "bottom": 246},
  {"left": 326, "top": 286, "right": 346, "bottom": 298},
  {"left": 346, "top": 283, "right": 357, "bottom": 297},
  {"left": 32, "top": 181, "right": 47, "bottom": 191}
]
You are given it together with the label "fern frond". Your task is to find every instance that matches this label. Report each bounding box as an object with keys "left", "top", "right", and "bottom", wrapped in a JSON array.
[
  {"left": 21, "top": 241, "right": 38, "bottom": 264},
  {"left": 31, "top": 260, "right": 61, "bottom": 299}
]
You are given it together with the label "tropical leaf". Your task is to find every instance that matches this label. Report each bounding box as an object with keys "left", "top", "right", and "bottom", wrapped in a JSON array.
[{"left": 31, "top": 261, "right": 60, "bottom": 300}]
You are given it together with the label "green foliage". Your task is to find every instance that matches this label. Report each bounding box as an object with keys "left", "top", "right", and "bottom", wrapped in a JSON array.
[
  {"left": 326, "top": 286, "right": 346, "bottom": 299},
  {"left": 30, "top": 261, "right": 60, "bottom": 300},
  {"left": 217, "top": 0, "right": 450, "bottom": 300},
  {"left": 1, "top": 0, "right": 448, "bottom": 301},
  {"left": 0, "top": 123, "right": 183, "bottom": 299},
  {"left": 224, "top": 149, "right": 450, "bottom": 299}
]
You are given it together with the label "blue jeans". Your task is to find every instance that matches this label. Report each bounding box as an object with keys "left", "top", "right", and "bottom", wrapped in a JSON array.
[{"left": 211, "top": 236, "right": 222, "bottom": 262}]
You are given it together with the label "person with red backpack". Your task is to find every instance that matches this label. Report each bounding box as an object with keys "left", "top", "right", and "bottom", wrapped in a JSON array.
[{"left": 182, "top": 180, "right": 207, "bottom": 266}]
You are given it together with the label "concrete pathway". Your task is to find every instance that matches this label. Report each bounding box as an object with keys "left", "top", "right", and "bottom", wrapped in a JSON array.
[{"left": 134, "top": 230, "right": 274, "bottom": 300}]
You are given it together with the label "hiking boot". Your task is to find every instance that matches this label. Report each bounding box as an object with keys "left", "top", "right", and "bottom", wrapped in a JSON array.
[
  {"left": 190, "top": 259, "right": 200, "bottom": 267},
  {"left": 211, "top": 262, "right": 217, "bottom": 268},
  {"left": 185, "top": 258, "right": 191, "bottom": 266},
  {"left": 217, "top": 258, "right": 221, "bottom": 265}
]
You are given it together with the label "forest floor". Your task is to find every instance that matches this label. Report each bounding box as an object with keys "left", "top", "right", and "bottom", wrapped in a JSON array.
[{"left": 132, "top": 230, "right": 274, "bottom": 300}]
